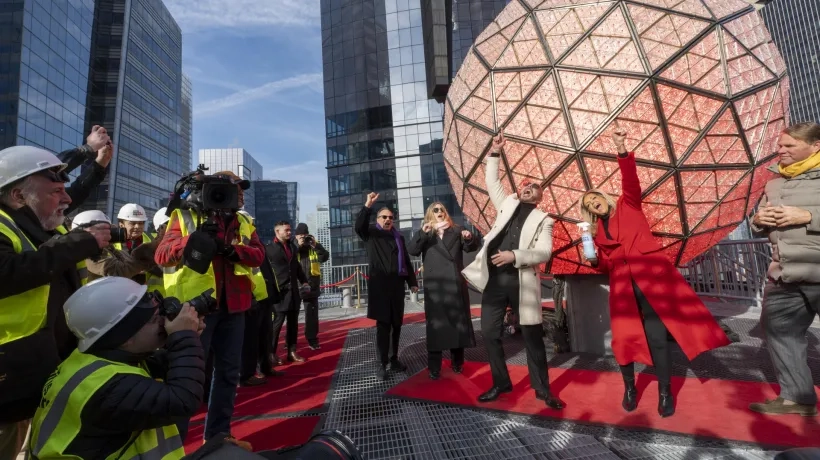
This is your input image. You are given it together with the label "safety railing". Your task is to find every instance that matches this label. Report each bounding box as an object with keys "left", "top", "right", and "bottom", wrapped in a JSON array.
[
  {"left": 317, "top": 260, "right": 424, "bottom": 309},
  {"left": 679, "top": 239, "right": 772, "bottom": 305}
]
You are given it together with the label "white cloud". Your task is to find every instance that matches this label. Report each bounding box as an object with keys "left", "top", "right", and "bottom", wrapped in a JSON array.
[
  {"left": 166, "top": 0, "right": 320, "bottom": 32},
  {"left": 194, "top": 73, "right": 322, "bottom": 117}
]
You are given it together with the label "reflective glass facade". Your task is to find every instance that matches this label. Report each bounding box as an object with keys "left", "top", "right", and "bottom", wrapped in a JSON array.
[
  {"left": 254, "top": 180, "right": 299, "bottom": 244},
  {"left": 761, "top": 0, "right": 820, "bottom": 123},
  {"left": 181, "top": 73, "right": 191, "bottom": 165},
  {"left": 1, "top": 0, "right": 94, "bottom": 162},
  {"left": 199, "top": 148, "right": 263, "bottom": 216},
  {"left": 81, "top": 0, "right": 187, "bottom": 219},
  {"left": 321, "top": 0, "right": 506, "bottom": 265}
]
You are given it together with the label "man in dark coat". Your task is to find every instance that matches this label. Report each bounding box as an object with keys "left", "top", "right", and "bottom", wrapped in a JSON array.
[
  {"left": 266, "top": 221, "right": 310, "bottom": 364},
  {"left": 355, "top": 192, "right": 418, "bottom": 380},
  {"left": 294, "top": 223, "right": 330, "bottom": 350},
  {"left": 0, "top": 127, "right": 112, "bottom": 458}
]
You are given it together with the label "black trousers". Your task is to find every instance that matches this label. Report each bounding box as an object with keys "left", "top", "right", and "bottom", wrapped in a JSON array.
[
  {"left": 481, "top": 271, "right": 551, "bottom": 393},
  {"left": 376, "top": 319, "right": 402, "bottom": 365},
  {"left": 272, "top": 308, "right": 299, "bottom": 355},
  {"left": 240, "top": 300, "right": 273, "bottom": 380},
  {"left": 303, "top": 297, "right": 320, "bottom": 344},
  {"left": 619, "top": 280, "right": 672, "bottom": 385},
  {"left": 428, "top": 348, "right": 464, "bottom": 373}
]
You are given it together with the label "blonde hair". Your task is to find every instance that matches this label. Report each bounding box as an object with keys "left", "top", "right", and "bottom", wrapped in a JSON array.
[
  {"left": 579, "top": 189, "right": 617, "bottom": 236},
  {"left": 783, "top": 122, "right": 820, "bottom": 145},
  {"left": 424, "top": 202, "right": 454, "bottom": 228}
]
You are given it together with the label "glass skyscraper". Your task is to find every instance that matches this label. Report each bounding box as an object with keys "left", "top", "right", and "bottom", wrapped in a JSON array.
[
  {"left": 199, "top": 148, "right": 264, "bottom": 216},
  {"left": 253, "top": 180, "right": 300, "bottom": 244},
  {"left": 761, "top": 0, "right": 820, "bottom": 123},
  {"left": 1, "top": 0, "right": 94, "bottom": 162},
  {"left": 81, "top": 0, "right": 187, "bottom": 219},
  {"left": 321, "top": 0, "right": 506, "bottom": 265},
  {"left": 181, "top": 73, "right": 192, "bottom": 168}
]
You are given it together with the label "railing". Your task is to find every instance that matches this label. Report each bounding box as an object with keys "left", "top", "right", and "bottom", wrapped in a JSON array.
[
  {"left": 313, "top": 239, "right": 773, "bottom": 309},
  {"left": 679, "top": 239, "right": 772, "bottom": 305}
]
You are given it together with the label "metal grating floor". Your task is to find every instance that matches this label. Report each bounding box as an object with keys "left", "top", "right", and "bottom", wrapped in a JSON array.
[{"left": 315, "top": 301, "right": 808, "bottom": 459}]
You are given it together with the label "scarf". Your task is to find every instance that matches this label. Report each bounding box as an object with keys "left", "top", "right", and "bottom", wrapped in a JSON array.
[
  {"left": 377, "top": 223, "right": 407, "bottom": 276},
  {"left": 276, "top": 238, "right": 292, "bottom": 261},
  {"left": 435, "top": 221, "right": 450, "bottom": 238},
  {"left": 779, "top": 151, "right": 820, "bottom": 178}
]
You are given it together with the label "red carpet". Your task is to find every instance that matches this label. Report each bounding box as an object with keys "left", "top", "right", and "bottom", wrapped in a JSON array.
[
  {"left": 184, "top": 416, "right": 321, "bottom": 454},
  {"left": 386, "top": 361, "right": 820, "bottom": 448}
]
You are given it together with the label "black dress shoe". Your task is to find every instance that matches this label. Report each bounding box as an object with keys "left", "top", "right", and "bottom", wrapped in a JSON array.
[
  {"left": 388, "top": 359, "right": 407, "bottom": 372},
  {"left": 262, "top": 369, "right": 286, "bottom": 377},
  {"left": 428, "top": 370, "right": 440, "bottom": 380},
  {"left": 658, "top": 383, "right": 675, "bottom": 417},
  {"left": 535, "top": 390, "right": 566, "bottom": 410},
  {"left": 240, "top": 375, "right": 267, "bottom": 387},
  {"left": 376, "top": 364, "right": 387, "bottom": 381},
  {"left": 477, "top": 385, "right": 512, "bottom": 402},
  {"left": 622, "top": 379, "right": 638, "bottom": 412},
  {"left": 451, "top": 364, "right": 463, "bottom": 374}
]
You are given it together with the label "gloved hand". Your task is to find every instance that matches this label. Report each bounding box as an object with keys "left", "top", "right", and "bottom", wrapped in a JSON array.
[{"left": 200, "top": 221, "right": 220, "bottom": 238}]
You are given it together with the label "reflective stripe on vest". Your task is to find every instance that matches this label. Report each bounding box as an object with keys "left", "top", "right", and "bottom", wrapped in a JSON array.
[
  {"left": 29, "top": 350, "right": 184, "bottom": 459},
  {"left": 0, "top": 210, "right": 86, "bottom": 346},
  {"left": 251, "top": 267, "right": 268, "bottom": 302},
  {"left": 162, "top": 209, "right": 255, "bottom": 303},
  {"left": 297, "top": 249, "right": 321, "bottom": 277},
  {"left": 112, "top": 232, "right": 153, "bottom": 251}
]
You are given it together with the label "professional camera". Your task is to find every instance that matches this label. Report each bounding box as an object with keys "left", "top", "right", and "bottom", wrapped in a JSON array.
[
  {"left": 157, "top": 288, "right": 216, "bottom": 320},
  {"left": 75, "top": 220, "right": 127, "bottom": 244},
  {"left": 169, "top": 164, "right": 240, "bottom": 213},
  {"left": 302, "top": 235, "right": 314, "bottom": 246}
]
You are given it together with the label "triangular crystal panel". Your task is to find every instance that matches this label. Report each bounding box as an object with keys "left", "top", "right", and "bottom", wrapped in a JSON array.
[
  {"left": 684, "top": 108, "right": 749, "bottom": 165},
  {"left": 657, "top": 83, "right": 723, "bottom": 161},
  {"left": 733, "top": 84, "right": 777, "bottom": 161},
  {"left": 630, "top": 0, "right": 712, "bottom": 19},
  {"left": 723, "top": 11, "right": 787, "bottom": 76},
  {"left": 629, "top": 5, "right": 711, "bottom": 71},
  {"left": 494, "top": 70, "right": 546, "bottom": 127},
  {"left": 476, "top": 16, "right": 527, "bottom": 67},
  {"left": 583, "top": 156, "right": 667, "bottom": 198},
  {"left": 445, "top": 159, "right": 464, "bottom": 203},
  {"left": 561, "top": 71, "right": 643, "bottom": 145},
  {"left": 643, "top": 175, "right": 683, "bottom": 234},
  {"left": 456, "top": 77, "right": 495, "bottom": 131},
  {"left": 448, "top": 52, "right": 489, "bottom": 111},
  {"left": 723, "top": 29, "right": 777, "bottom": 95},
  {"left": 534, "top": 2, "right": 613, "bottom": 60},
  {"left": 747, "top": 156, "right": 778, "bottom": 214},
  {"left": 680, "top": 169, "right": 745, "bottom": 230},
  {"left": 496, "top": 16, "right": 550, "bottom": 68},
  {"left": 456, "top": 119, "right": 492, "bottom": 177},
  {"left": 563, "top": 7, "right": 645, "bottom": 73},
  {"left": 701, "top": 0, "right": 752, "bottom": 20},
  {"left": 660, "top": 29, "right": 728, "bottom": 96}
]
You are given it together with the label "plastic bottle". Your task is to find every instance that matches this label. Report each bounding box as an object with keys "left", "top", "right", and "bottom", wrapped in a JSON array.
[{"left": 577, "top": 222, "right": 598, "bottom": 264}]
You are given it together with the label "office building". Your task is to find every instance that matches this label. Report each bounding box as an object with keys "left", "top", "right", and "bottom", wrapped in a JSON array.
[
  {"left": 1, "top": 0, "right": 94, "bottom": 165},
  {"left": 306, "top": 203, "right": 333, "bottom": 286},
  {"left": 181, "top": 74, "right": 192, "bottom": 167},
  {"left": 321, "top": 0, "right": 506, "bottom": 265},
  {"left": 81, "top": 0, "right": 187, "bottom": 218},
  {"left": 199, "top": 148, "right": 263, "bottom": 216},
  {"left": 254, "top": 180, "right": 299, "bottom": 244},
  {"left": 761, "top": 0, "right": 820, "bottom": 123}
]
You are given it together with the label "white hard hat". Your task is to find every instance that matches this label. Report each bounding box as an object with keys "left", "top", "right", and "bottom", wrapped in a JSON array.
[
  {"left": 64, "top": 277, "right": 149, "bottom": 352},
  {"left": 0, "top": 146, "right": 67, "bottom": 190},
  {"left": 71, "top": 210, "right": 111, "bottom": 230},
  {"left": 153, "top": 207, "right": 170, "bottom": 231},
  {"left": 117, "top": 203, "right": 148, "bottom": 222}
]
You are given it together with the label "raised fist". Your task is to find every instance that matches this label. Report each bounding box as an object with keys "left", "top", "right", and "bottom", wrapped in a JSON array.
[
  {"left": 612, "top": 130, "right": 628, "bottom": 152},
  {"left": 365, "top": 192, "right": 379, "bottom": 208},
  {"left": 421, "top": 222, "right": 432, "bottom": 233},
  {"left": 491, "top": 133, "right": 506, "bottom": 154}
]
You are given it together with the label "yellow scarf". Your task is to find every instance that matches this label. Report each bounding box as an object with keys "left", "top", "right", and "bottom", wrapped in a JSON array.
[{"left": 779, "top": 151, "right": 820, "bottom": 178}]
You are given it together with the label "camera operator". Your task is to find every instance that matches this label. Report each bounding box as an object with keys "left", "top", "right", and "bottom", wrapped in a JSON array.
[
  {"left": 155, "top": 170, "right": 265, "bottom": 448},
  {"left": 27, "top": 277, "right": 206, "bottom": 459},
  {"left": 293, "top": 223, "right": 329, "bottom": 350},
  {"left": 0, "top": 127, "right": 113, "bottom": 459},
  {"left": 72, "top": 210, "right": 159, "bottom": 283}
]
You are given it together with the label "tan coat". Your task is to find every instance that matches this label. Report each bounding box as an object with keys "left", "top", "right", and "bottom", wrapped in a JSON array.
[{"left": 462, "top": 155, "right": 554, "bottom": 326}]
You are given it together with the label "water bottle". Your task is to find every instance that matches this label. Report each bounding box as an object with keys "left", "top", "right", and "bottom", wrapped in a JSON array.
[{"left": 577, "top": 222, "right": 598, "bottom": 264}]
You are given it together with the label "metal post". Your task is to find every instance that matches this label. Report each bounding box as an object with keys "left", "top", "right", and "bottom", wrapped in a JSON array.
[{"left": 355, "top": 267, "right": 362, "bottom": 308}]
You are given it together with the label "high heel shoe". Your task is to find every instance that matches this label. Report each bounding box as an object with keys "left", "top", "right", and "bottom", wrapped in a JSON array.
[
  {"left": 658, "top": 383, "right": 675, "bottom": 417},
  {"left": 622, "top": 378, "right": 637, "bottom": 412}
]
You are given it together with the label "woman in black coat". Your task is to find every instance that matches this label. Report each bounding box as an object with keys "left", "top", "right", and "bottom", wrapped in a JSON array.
[{"left": 407, "top": 202, "right": 479, "bottom": 379}]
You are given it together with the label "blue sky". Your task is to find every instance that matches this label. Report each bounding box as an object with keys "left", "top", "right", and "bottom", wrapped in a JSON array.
[{"left": 164, "top": 0, "right": 325, "bottom": 221}]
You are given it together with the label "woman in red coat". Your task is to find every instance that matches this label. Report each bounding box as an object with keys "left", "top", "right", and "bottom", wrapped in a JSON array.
[{"left": 579, "top": 130, "right": 731, "bottom": 417}]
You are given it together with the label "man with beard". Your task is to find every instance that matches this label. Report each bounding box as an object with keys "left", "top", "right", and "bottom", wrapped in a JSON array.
[
  {"left": 0, "top": 126, "right": 113, "bottom": 458},
  {"left": 462, "top": 134, "right": 565, "bottom": 409}
]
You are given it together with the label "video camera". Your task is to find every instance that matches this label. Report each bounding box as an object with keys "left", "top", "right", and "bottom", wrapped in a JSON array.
[
  {"left": 156, "top": 288, "right": 216, "bottom": 320},
  {"left": 74, "top": 220, "right": 127, "bottom": 244},
  {"left": 168, "top": 164, "right": 240, "bottom": 214},
  {"left": 302, "top": 235, "right": 314, "bottom": 246}
]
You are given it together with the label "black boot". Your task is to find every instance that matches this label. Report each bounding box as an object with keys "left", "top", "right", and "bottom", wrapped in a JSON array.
[
  {"left": 622, "top": 378, "right": 637, "bottom": 412},
  {"left": 658, "top": 383, "right": 675, "bottom": 417}
]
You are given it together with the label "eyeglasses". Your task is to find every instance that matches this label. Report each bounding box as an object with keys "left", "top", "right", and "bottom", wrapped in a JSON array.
[
  {"left": 432, "top": 207, "right": 444, "bottom": 213},
  {"left": 378, "top": 215, "right": 394, "bottom": 220}
]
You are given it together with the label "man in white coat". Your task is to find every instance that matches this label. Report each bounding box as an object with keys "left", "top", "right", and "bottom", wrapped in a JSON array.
[{"left": 462, "top": 134, "right": 565, "bottom": 409}]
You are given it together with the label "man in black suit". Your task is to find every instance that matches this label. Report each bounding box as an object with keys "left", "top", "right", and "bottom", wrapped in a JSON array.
[{"left": 266, "top": 221, "right": 310, "bottom": 364}]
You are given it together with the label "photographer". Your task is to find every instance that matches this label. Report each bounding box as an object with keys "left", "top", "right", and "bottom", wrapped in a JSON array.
[
  {"left": 27, "top": 277, "right": 206, "bottom": 459},
  {"left": 0, "top": 127, "right": 113, "bottom": 459},
  {"left": 148, "top": 207, "right": 172, "bottom": 296},
  {"left": 294, "top": 223, "right": 329, "bottom": 350},
  {"left": 72, "top": 210, "right": 160, "bottom": 283},
  {"left": 155, "top": 170, "right": 265, "bottom": 448}
]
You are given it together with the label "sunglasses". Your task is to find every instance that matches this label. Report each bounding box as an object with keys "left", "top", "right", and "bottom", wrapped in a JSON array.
[
  {"left": 432, "top": 207, "right": 444, "bottom": 213},
  {"left": 378, "top": 215, "right": 394, "bottom": 220},
  {"left": 37, "top": 167, "right": 69, "bottom": 183}
]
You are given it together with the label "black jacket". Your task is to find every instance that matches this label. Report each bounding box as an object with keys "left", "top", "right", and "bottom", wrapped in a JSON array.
[
  {"left": 62, "top": 331, "right": 205, "bottom": 459},
  {"left": 265, "top": 239, "right": 308, "bottom": 312},
  {"left": 295, "top": 241, "right": 329, "bottom": 299},
  {"left": 0, "top": 145, "right": 108, "bottom": 424}
]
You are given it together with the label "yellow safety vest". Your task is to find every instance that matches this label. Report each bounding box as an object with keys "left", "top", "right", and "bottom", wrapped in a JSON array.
[
  {"left": 0, "top": 209, "right": 87, "bottom": 346},
  {"left": 112, "top": 232, "right": 153, "bottom": 251},
  {"left": 29, "top": 350, "right": 184, "bottom": 459},
  {"left": 162, "top": 209, "right": 258, "bottom": 302},
  {"left": 297, "top": 248, "right": 321, "bottom": 277}
]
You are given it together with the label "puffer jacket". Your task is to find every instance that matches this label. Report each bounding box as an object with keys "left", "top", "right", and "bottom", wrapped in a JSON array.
[{"left": 751, "top": 166, "right": 820, "bottom": 283}]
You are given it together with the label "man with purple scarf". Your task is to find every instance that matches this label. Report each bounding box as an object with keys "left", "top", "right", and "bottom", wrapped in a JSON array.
[{"left": 355, "top": 192, "right": 419, "bottom": 380}]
